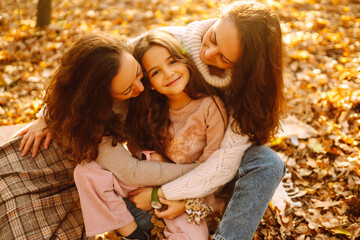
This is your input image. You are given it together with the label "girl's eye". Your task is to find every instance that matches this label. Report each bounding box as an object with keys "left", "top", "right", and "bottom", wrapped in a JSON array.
[
  {"left": 151, "top": 70, "right": 159, "bottom": 77},
  {"left": 170, "top": 59, "right": 177, "bottom": 65}
]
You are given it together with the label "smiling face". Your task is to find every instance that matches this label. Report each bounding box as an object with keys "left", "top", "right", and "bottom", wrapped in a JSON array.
[
  {"left": 200, "top": 18, "right": 242, "bottom": 69},
  {"left": 141, "top": 45, "right": 190, "bottom": 98},
  {"left": 110, "top": 52, "right": 144, "bottom": 101}
]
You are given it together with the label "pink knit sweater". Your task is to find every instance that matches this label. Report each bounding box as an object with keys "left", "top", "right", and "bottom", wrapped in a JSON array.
[{"left": 167, "top": 96, "right": 227, "bottom": 164}]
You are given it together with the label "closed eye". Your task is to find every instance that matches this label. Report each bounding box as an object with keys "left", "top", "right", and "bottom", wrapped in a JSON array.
[
  {"left": 213, "top": 29, "right": 233, "bottom": 65},
  {"left": 121, "top": 86, "right": 132, "bottom": 95},
  {"left": 221, "top": 55, "right": 232, "bottom": 65},
  {"left": 221, "top": 55, "right": 234, "bottom": 65}
]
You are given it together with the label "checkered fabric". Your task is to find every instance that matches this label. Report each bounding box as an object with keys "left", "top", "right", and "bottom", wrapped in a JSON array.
[{"left": 0, "top": 137, "right": 85, "bottom": 240}]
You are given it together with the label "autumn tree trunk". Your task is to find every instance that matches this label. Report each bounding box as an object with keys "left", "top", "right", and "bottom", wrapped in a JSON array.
[{"left": 36, "top": 0, "right": 52, "bottom": 27}]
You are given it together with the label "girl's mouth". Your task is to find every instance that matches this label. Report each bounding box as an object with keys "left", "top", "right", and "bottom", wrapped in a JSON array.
[{"left": 166, "top": 77, "right": 180, "bottom": 87}]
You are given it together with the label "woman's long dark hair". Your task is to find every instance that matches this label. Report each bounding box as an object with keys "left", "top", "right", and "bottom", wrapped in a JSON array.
[
  {"left": 44, "top": 33, "right": 128, "bottom": 163},
  {"left": 126, "top": 30, "right": 223, "bottom": 159},
  {"left": 221, "top": 1, "right": 286, "bottom": 144}
]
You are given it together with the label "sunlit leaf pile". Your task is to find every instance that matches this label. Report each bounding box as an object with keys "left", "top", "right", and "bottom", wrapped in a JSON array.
[{"left": 1, "top": 0, "right": 360, "bottom": 239}]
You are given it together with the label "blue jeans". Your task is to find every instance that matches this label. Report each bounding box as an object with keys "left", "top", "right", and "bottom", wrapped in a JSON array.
[
  {"left": 212, "top": 144, "right": 286, "bottom": 240},
  {"left": 124, "top": 198, "right": 154, "bottom": 233}
]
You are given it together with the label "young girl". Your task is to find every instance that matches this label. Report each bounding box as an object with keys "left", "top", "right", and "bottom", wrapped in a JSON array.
[
  {"left": 74, "top": 30, "right": 227, "bottom": 240},
  {"left": 128, "top": 30, "right": 228, "bottom": 239}
]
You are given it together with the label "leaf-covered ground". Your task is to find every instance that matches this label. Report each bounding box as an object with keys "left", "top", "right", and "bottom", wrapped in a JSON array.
[{"left": 1, "top": 0, "right": 360, "bottom": 239}]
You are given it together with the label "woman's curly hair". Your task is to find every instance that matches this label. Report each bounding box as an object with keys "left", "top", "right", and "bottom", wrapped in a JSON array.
[
  {"left": 221, "top": 1, "right": 287, "bottom": 145},
  {"left": 44, "top": 33, "right": 128, "bottom": 163}
]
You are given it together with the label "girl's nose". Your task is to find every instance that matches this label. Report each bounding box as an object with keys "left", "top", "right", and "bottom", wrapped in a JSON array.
[{"left": 164, "top": 67, "right": 175, "bottom": 78}]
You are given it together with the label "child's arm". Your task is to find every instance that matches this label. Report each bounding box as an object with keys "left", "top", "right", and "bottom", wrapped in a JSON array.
[
  {"left": 127, "top": 139, "right": 167, "bottom": 162},
  {"left": 149, "top": 152, "right": 167, "bottom": 162},
  {"left": 126, "top": 139, "right": 143, "bottom": 159},
  {"left": 96, "top": 137, "right": 199, "bottom": 186},
  {"left": 197, "top": 96, "right": 228, "bottom": 163}
]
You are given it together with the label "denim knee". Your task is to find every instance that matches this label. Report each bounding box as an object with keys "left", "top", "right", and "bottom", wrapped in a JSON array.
[
  {"left": 124, "top": 198, "right": 154, "bottom": 232},
  {"left": 241, "top": 144, "right": 286, "bottom": 179},
  {"left": 265, "top": 146, "right": 286, "bottom": 178}
]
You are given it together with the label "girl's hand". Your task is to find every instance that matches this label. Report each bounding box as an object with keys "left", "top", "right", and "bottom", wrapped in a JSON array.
[
  {"left": 155, "top": 198, "right": 185, "bottom": 220},
  {"left": 150, "top": 152, "right": 167, "bottom": 162},
  {"left": 18, "top": 117, "right": 52, "bottom": 157},
  {"left": 128, "top": 187, "right": 153, "bottom": 211}
]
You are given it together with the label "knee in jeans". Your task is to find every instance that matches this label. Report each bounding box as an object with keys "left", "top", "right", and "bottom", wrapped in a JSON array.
[
  {"left": 265, "top": 147, "right": 286, "bottom": 178},
  {"left": 250, "top": 145, "right": 286, "bottom": 177}
]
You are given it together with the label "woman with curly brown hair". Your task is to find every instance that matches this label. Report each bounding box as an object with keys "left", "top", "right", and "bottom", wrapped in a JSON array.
[{"left": 43, "top": 33, "right": 151, "bottom": 239}]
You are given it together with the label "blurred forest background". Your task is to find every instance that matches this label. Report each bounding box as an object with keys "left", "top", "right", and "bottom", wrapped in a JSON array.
[{"left": 1, "top": 0, "right": 360, "bottom": 239}]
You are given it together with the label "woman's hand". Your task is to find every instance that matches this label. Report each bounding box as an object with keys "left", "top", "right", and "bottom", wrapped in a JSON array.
[
  {"left": 128, "top": 187, "right": 153, "bottom": 211},
  {"left": 155, "top": 198, "right": 185, "bottom": 220},
  {"left": 18, "top": 117, "right": 52, "bottom": 157}
]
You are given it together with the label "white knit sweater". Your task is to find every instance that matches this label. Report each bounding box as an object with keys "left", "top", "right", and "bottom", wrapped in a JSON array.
[{"left": 160, "top": 20, "right": 252, "bottom": 200}]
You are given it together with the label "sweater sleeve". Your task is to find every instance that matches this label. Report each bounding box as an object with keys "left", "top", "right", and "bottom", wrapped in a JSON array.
[
  {"left": 161, "top": 119, "right": 252, "bottom": 200},
  {"left": 96, "top": 137, "right": 199, "bottom": 186},
  {"left": 197, "top": 97, "right": 227, "bottom": 163}
]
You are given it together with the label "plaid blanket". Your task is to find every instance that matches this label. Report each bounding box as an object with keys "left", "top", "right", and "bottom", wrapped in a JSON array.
[{"left": 0, "top": 137, "right": 85, "bottom": 240}]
